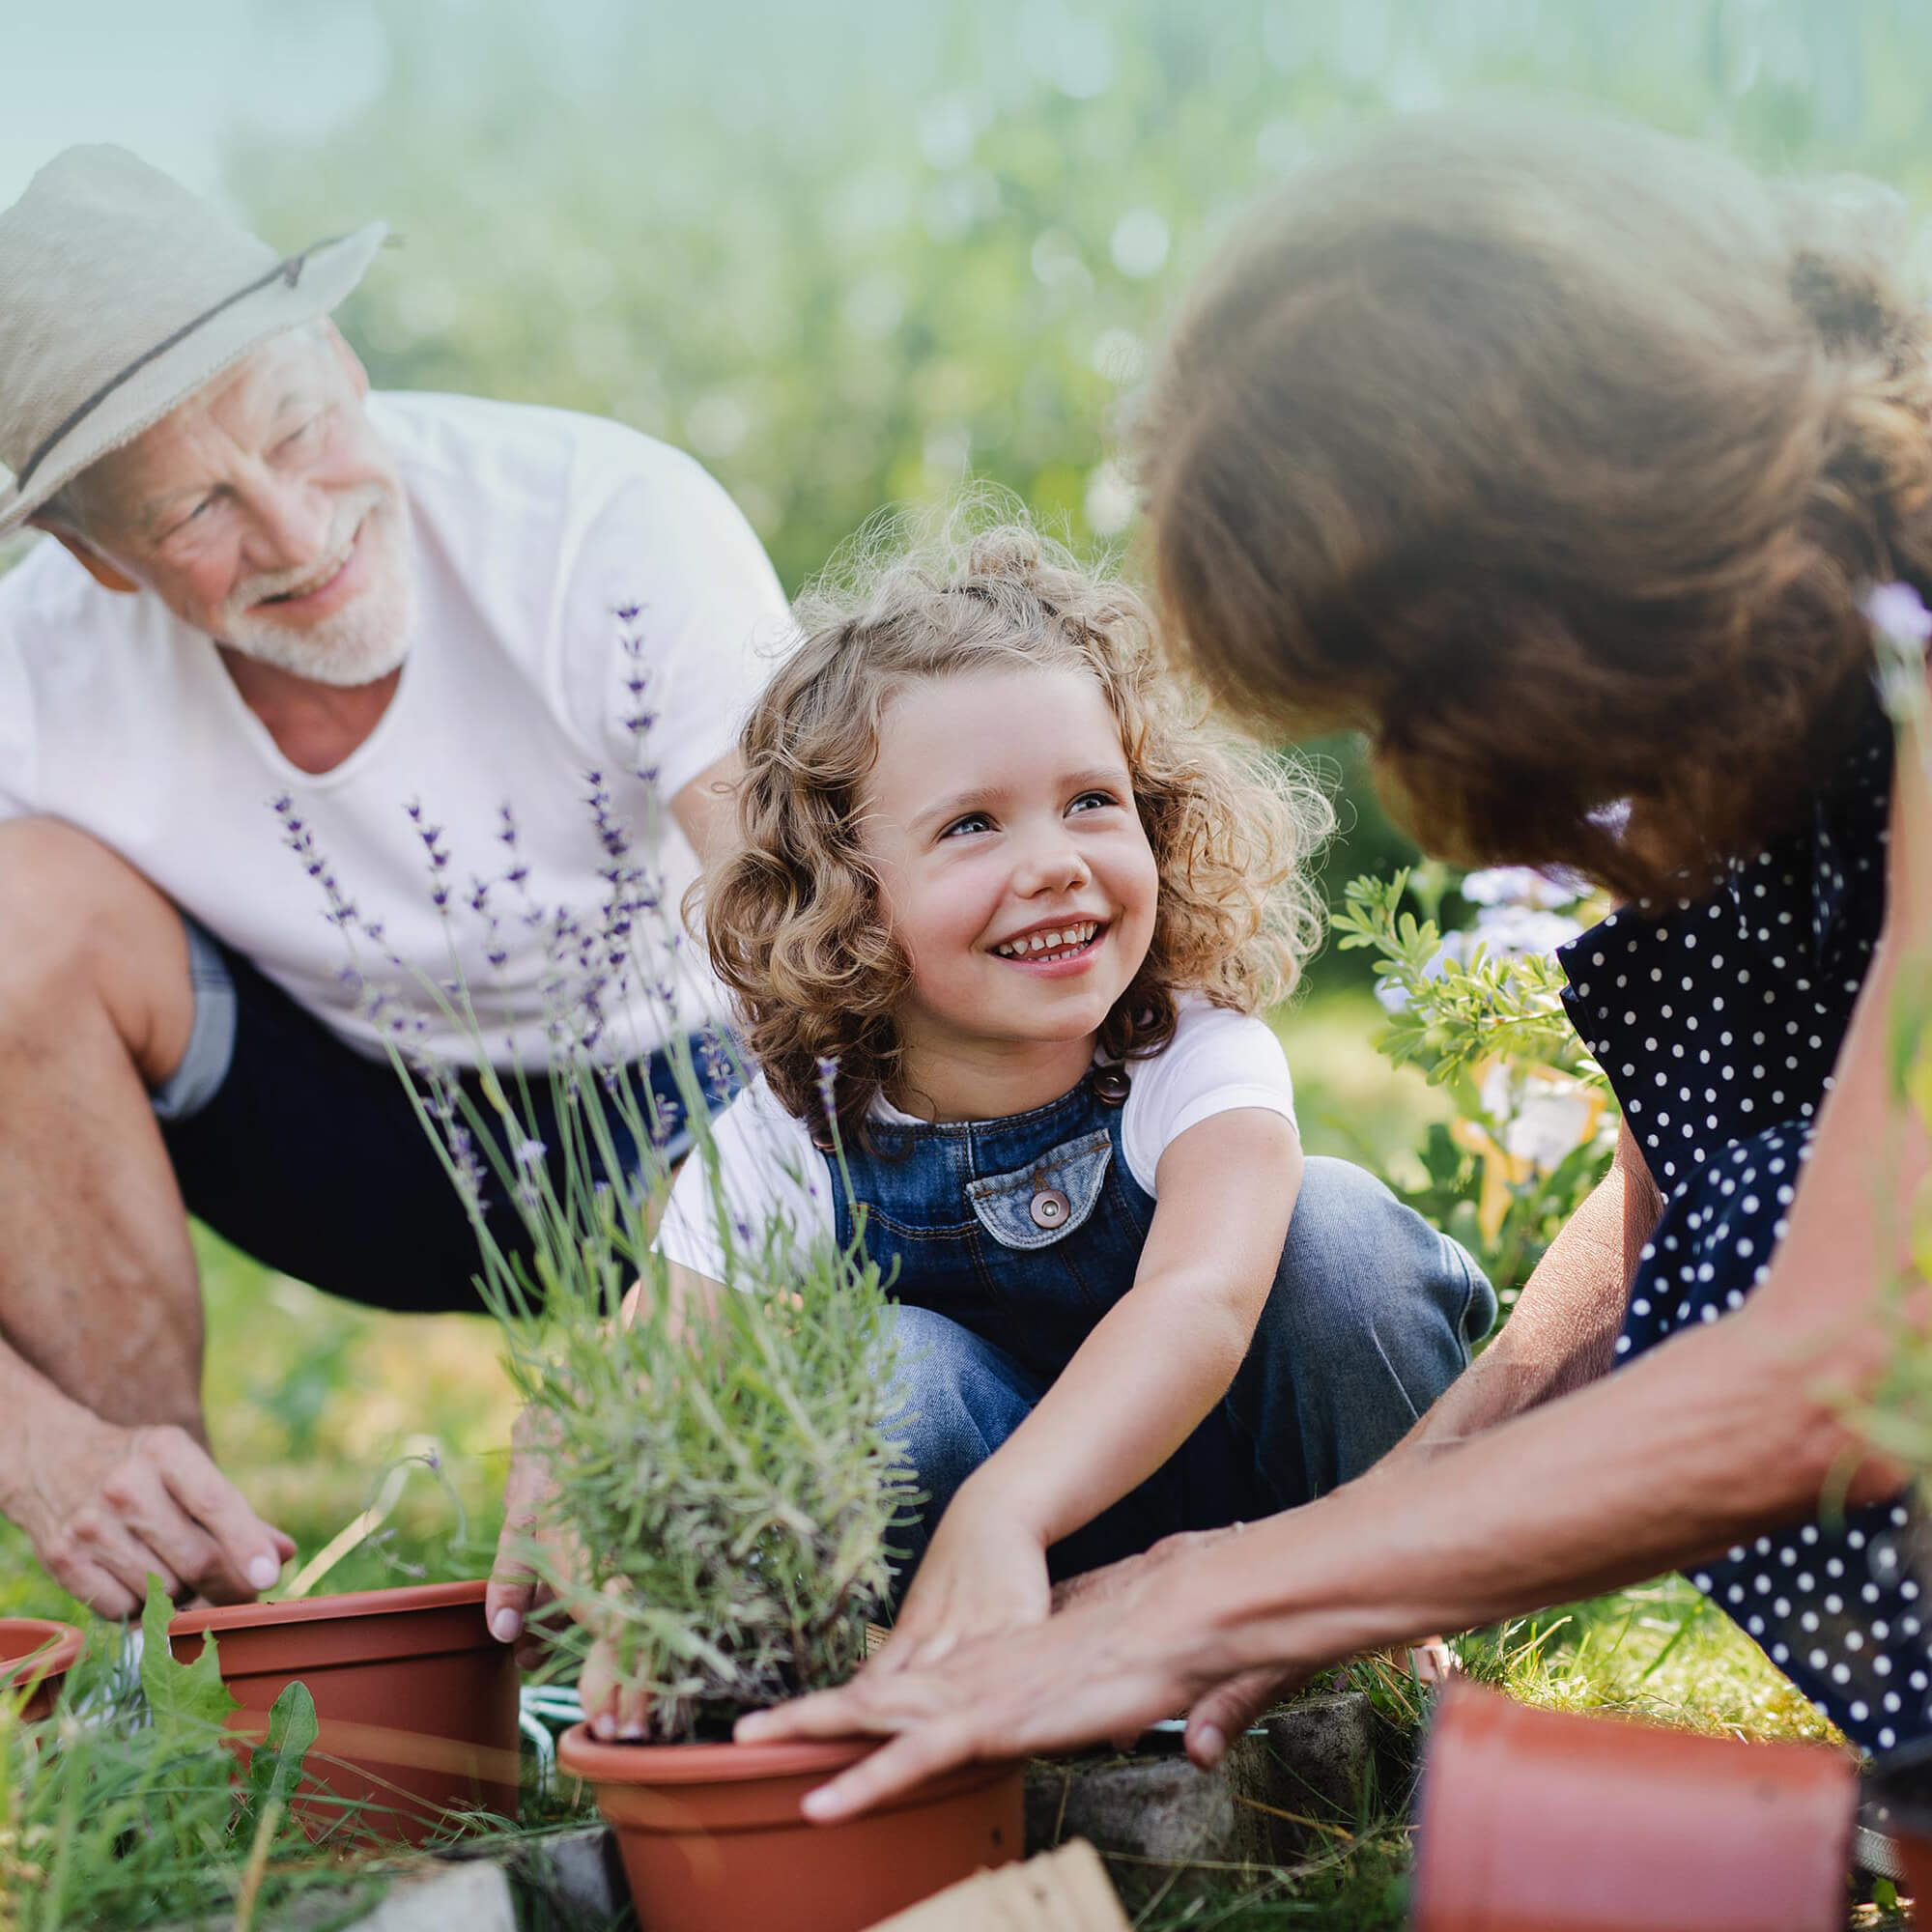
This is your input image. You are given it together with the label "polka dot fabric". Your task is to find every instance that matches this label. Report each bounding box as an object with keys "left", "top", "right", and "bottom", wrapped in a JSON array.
[{"left": 1557, "top": 700, "right": 1916, "bottom": 1751}]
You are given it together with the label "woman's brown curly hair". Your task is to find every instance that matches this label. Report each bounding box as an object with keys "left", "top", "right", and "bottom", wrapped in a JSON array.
[
  {"left": 1139, "top": 108, "right": 1932, "bottom": 902},
  {"left": 701, "top": 512, "right": 1331, "bottom": 1138}
]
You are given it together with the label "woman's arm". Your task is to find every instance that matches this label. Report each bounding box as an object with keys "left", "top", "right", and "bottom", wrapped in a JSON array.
[
  {"left": 1386, "top": 1118, "right": 1661, "bottom": 1457},
  {"left": 876, "top": 1109, "right": 1301, "bottom": 1657}
]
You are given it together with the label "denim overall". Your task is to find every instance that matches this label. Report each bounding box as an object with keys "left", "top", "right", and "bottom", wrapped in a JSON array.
[{"left": 827, "top": 1060, "right": 1494, "bottom": 1589}]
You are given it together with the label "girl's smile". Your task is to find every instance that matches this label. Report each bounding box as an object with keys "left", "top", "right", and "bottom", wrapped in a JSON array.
[
  {"left": 860, "top": 664, "right": 1159, "bottom": 1119},
  {"left": 989, "top": 918, "right": 1108, "bottom": 971}
]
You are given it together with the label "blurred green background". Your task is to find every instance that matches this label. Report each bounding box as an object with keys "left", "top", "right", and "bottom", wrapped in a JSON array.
[
  {"left": 4, "top": 0, "right": 1931, "bottom": 1646},
  {"left": 226, "top": 0, "right": 1932, "bottom": 900}
]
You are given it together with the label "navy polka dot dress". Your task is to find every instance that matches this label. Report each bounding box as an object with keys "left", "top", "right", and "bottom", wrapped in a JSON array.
[{"left": 1556, "top": 700, "right": 1923, "bottom": 1752}]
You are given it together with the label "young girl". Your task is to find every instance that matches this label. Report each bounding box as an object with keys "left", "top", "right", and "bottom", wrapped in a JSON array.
[{"left": 647, "top": 523, "right": 1491, "bottom": 1673}]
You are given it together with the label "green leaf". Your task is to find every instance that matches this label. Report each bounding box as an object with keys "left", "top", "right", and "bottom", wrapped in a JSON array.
[
  {"left": 245, "top": 1680, "right": 319, "bottom": 1820},
  {"left": 139, "top": 1575, "right": 238, "bottom": 1735}
]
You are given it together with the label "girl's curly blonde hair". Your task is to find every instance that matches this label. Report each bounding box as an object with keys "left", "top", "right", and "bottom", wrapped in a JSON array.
[{"left": 702, "top": 512, "right": 1332, "bottom": 1138}]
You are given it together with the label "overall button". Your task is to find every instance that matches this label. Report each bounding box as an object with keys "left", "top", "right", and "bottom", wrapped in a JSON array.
[
  {"left": 1092, "top": 1065, "right": 1131, "bottom": 1105},
  {"left": 1030, "top": 1186, "right": 1071, "bottom": 1230}
]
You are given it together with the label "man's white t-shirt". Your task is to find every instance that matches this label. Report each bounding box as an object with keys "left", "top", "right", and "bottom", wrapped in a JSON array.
[
  {"left": 0, "top": 393, "right": 794, "bottom": 1066},
  {"left": 655, "top": 997, "right": 1300, "bottom": 1288}
]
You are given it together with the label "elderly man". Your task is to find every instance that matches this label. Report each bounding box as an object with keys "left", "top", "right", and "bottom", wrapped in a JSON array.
[{"left": 0, "top": 148, "right": 788, "bottom": 1619}]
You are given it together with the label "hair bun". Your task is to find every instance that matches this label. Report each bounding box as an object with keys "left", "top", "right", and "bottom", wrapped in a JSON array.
[
  {"left": 964, "top": 523, "right": 1048, "bottom": 585},
  {"left": 1778, "top": 174, "right": 1915, "bottom": 356}
]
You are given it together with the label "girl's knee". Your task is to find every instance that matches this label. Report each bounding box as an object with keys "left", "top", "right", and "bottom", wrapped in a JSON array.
[
  {"left": 882, "top": 1303, "right": 1035, "bottom": 1480},
  {"left": 1266, "top": 1156, "right": 1494, "bottom": 1361}
]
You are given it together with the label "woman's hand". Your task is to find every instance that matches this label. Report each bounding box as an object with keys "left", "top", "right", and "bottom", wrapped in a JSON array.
[
  {"left": 578, "top": 1592, "right": 656, "bottom": 1740},
  {"left": 735, "top": 1532, "right": 1306, "bottom": 1822},
  {"left": 871, "top": 1488, "right": 1052, "bottom": 1675}
]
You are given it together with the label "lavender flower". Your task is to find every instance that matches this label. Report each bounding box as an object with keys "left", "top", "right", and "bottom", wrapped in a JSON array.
[{"left": 1864, "top": 581, "right": 1932, "bottom": 734}]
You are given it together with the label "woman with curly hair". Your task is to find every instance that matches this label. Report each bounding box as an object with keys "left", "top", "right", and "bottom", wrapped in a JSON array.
[
  {"left": 745, "top": 109, "right": 1932, "bottom": 1814},
  {"left": 608, "top": 516, "right": 1489, "bottom": 1706}
]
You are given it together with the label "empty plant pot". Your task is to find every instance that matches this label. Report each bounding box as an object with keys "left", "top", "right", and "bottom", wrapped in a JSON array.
[
  {"left": 1411, "top": 1679, "right": 1856, "bottom": 1932},
  {"left": 0, "top": 1618, "right": 84, "bottom": 1722},
  {"left": 169, "top": 1578, "right": 519, "bottom": 1845},
  {"left": 557, "top": 1723, "right": 1024, "bottom": 1932}
]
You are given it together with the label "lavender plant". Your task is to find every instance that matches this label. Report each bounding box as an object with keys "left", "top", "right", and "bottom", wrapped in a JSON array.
[
  {"left": 1332, "top": 862, "right": 1619, "bottom": 1306},
  {"left": 280, "top": 610, "right": 916, "bottom": 1741}
]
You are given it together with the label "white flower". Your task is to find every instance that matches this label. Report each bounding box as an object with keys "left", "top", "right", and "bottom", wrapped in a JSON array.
[
  {"left": 1471, "top": 903, "right": 1583, "bottom": 959},
  {"left": 1504, "top": 1083, "right": 1598, "bottom": 1173},
  {"left": 1861, "top": 581, "right": 1932, "bottom": 646},
  {"left": 1461, "top": 866, "right": 1586, "bottom": 911},
  {"left": 1863, "top": 581, "right": 1932, "bottom": 732},
  {"left": 1480, "top": 1061, "right": 1604, "bottom": 1174}
]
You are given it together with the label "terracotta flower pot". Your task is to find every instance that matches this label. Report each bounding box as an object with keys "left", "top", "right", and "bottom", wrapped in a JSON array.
[
  {"left": 169, "top": 1579, "right": 519, "bottom": 1845},
  {"left": 0, "top": 1618, "right": 84, "bottom": 1722},
  {"left": 557, "top": 1723, "right": 1024, "bottom": 1932},
  {"left": 1411, "top": 1679, "right": 1856, "bottom": 1932}
]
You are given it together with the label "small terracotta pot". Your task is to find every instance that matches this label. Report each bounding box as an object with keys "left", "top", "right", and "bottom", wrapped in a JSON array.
[
  {"left": 170, "top": 1579, "right": 519, "bottom": 1845},
  {"left": 1411, "top": 1679, "right": 1856, "bottom": 1932},
  {"left": 557, "top": 1723, "right": 1023, "bottom": 1932},
  {"left": 0, "top": 1618, "right": 84, "bottom": 1721}
]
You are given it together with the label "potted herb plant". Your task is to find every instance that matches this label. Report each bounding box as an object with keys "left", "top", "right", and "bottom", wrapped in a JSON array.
[
  {"left": 456, "top": 1047, "right": 1022, "bottom": 1932},
  {"left": 361, "top": 924, "right": 1019, "bottom": 1924}
]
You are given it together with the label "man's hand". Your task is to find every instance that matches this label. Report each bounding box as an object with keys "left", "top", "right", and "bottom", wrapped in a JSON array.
[{"left": 11, "top": 1397, "right": 293, "bottom": 1618}]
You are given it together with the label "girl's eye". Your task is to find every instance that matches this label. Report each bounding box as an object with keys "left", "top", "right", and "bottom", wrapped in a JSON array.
[
  {"left": 277, "top": 413, "right": 324, "bottom": 454},
  {"left": 940, "top": 811, "right": 993, "bottom": 839},
  {"left": 1068, "top": 789, "right": 1121, "bottom": 814}
]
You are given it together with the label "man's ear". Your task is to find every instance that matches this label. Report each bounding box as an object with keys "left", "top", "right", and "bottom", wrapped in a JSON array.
[
  {"left": 28, "top": 521, "right": 141, "bottom": 595},
  {"left": 321, "top": 319, "right": 371, "bottom": 400}
]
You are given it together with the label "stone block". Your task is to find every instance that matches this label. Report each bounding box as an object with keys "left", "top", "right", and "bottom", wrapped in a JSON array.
[
  {"left": 335, "top": 1861, "right": 518, "bottom": 1932},
  {"left": 1023, "top": 1691, "right": 1374, "bottom": 1909},
  {"left": 506, "top": 1822, "right": 628, "bottom": 1923},
  {"left": 1255, "top": 1690, "right": 1377, "bottom": 1819}
]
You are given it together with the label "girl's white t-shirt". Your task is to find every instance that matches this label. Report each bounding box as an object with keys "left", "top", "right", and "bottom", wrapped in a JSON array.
[{"left": 655, "top": 996, "right": 1299, "bottom": 1288}]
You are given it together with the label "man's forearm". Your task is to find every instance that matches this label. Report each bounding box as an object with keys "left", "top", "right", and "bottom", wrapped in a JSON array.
[{"left": 0, "top": 1332, "right": 102, "bottom": 1521}]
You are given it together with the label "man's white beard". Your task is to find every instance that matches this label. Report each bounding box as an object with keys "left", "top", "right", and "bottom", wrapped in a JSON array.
[{"left": 219, "top": 486, "right": 416, "bottom": 688}]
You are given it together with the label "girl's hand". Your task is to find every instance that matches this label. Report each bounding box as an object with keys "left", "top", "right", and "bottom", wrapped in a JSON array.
[
  {"left": 579, "top": 1617, "right": 656, "bottom": 1741},
  {"left": 735, "top": 1547, "right": 1300, "bottom": 1821},
  {"left": 873, "top": 1489, "right": 1052, "bottom": 1673}
]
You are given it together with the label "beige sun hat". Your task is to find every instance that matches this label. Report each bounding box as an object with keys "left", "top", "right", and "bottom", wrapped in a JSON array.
[{"left": 0, "top": 145, "right": 386, "bottom": 536}]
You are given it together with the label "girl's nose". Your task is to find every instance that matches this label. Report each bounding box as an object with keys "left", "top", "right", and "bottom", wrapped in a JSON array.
[{"left": 1014, "top": 837, "right": 1092, "bottom": 896}]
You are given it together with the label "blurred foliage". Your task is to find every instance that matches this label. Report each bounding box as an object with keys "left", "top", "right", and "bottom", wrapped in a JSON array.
[
  {"left": 1333, "top": 863, "right": 1616, "bottom": 1306},
  {"left": 218, "top": 0, "right": 1932, "bottom": 946}
]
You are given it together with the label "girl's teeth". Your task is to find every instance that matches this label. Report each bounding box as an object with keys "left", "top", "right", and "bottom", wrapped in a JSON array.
[{"left": 998, "top": 922, "right": 1095, "bottom": 958}]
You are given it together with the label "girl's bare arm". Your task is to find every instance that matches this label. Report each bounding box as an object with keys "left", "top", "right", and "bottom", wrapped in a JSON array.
[{"left": 951, "top": 1108, "right": 1302, "bottom": 1548}]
